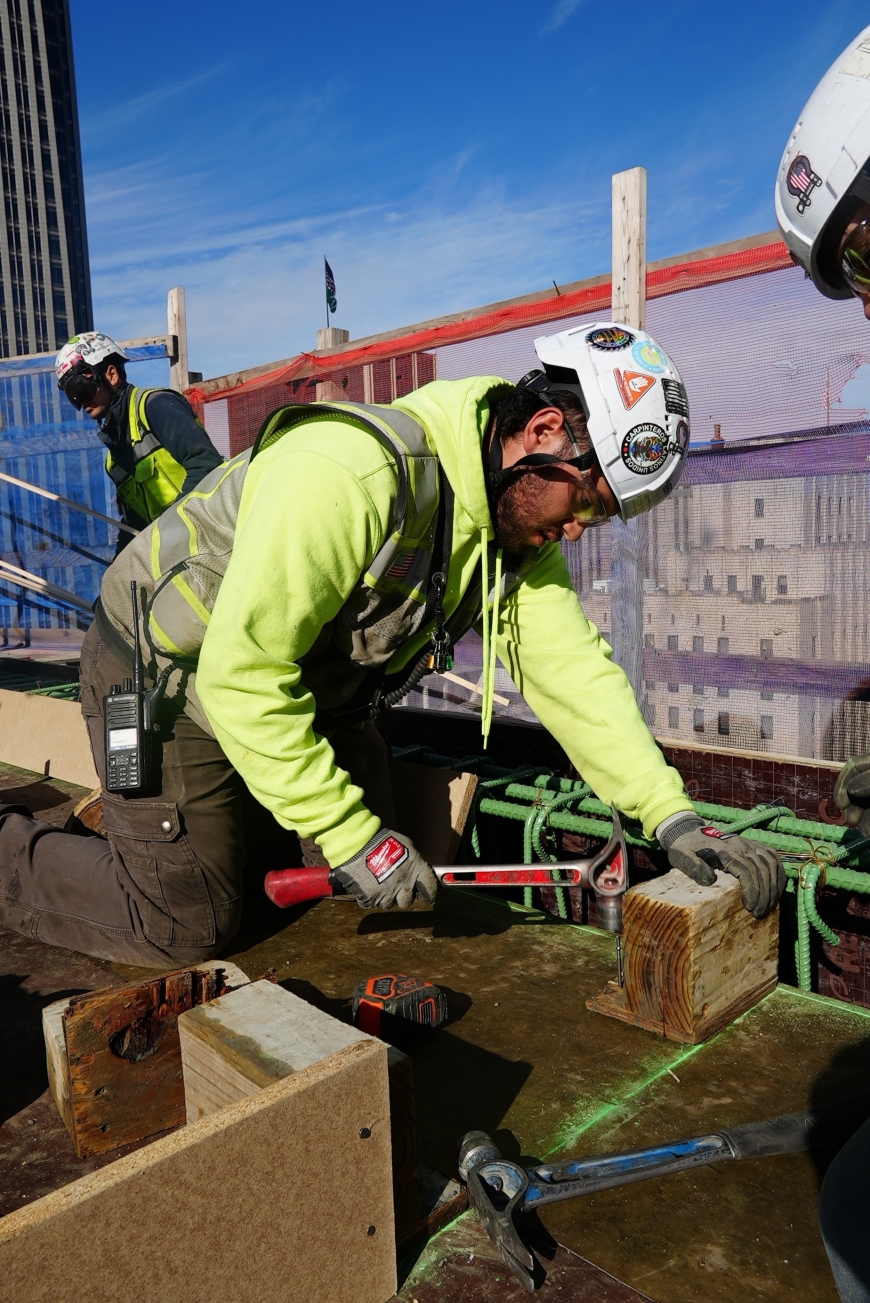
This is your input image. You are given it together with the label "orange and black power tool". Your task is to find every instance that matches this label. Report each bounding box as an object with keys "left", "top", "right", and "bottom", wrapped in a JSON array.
[{"left": 352, "top": 974, "right": 449, "bottom": 1040}]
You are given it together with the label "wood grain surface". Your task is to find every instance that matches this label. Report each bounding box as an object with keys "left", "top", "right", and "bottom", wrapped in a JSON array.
[
  {"left": 56, "top": 961, "right": 248, "bottom": 1156},
  {"left": 588, "top": 870, "right": 779, "bottom": 1042}
]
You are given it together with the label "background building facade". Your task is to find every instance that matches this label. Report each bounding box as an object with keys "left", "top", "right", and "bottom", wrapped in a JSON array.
[{"left": 0, "top": 0, "right": 91, "bottom": 358}]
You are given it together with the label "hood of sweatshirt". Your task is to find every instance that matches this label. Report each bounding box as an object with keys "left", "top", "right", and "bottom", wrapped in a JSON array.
[
  {"left": 394, "top": 375, "right": 515, "bottom": 745},
  {"left": 393, "top": 375, "right": 507, "bottom": 542}
]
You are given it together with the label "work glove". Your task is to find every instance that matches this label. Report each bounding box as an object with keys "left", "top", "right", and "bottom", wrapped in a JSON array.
[
  {"left": 833, "top": 754, "right": 870, "bottom": 835},
  {"left": 332, "top": 828, "right": 438, "bottom": 909},
  {"left": 655, "top": 812, "right": 784, "bottom": 919}
]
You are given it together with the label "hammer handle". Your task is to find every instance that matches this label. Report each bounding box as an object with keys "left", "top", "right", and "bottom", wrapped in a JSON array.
[{"left": 263, "top": 863, "right": 586, "bottom": 908}]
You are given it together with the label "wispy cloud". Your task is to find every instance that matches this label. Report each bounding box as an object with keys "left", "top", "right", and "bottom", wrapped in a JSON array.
[
  {"left": 80, "top": 65, "right": 227, "bottom": 135},
  {"left": 86, "top": 165, "right": 609, "bottom": 377},
  {"left": 539, "top": 0, "right": 587, "bottom": 37}
]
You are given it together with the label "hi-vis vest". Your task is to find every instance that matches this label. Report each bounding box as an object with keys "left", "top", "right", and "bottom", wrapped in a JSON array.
[
  {"left": 101, "top": 401, "right": 447, "bottom": 722},
  {"left": 105, "top": 387, "right": 190, "bottom": 523}
]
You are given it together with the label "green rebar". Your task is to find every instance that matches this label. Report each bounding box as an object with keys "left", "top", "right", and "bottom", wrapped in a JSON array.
[
  {"left": 469, "top": 767, "right": 544, "bottom": 860},
  {"left": 529, "top": 790, "right": 585, "bottom": 919},
  {"left": 402, "top": 747, "right": 870, "bottom": 992}
]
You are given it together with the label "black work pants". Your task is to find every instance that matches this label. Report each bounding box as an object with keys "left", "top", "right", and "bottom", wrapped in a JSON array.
[{"left": 0, "top": 622, "right": 394, "bottom": 966}]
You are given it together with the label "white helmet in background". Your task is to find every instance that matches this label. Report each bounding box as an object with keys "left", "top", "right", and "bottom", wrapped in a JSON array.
[
  {"left": 530, "top": 321, "right": 690, "bottom": 520},
  {"left": 55, "top": 331, "right": 128, "bottom": 384},
  {"left": 775, "top": 25, "right": 870, "bottom": 299}
]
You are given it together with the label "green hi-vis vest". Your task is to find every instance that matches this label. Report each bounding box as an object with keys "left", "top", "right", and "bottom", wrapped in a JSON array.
[
  {"left": 105, "top": 387, "right": 190, "bottom": 523},
  {"left": 102, "top": 401, "right": 445, "bottom": 722}
]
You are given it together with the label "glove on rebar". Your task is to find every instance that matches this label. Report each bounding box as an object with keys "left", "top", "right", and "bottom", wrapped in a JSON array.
[
  {"left": 656, "top": 812, "right": 785, "bottom": 919},
  {"left": 833, "top": 753, "right": 870, "bottom": 835},
  {"left": 332, "top": 828, "right": 438, "bottom": 909}
]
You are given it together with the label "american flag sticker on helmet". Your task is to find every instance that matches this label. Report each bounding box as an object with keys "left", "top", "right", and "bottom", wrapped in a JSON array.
[{"left": 786, "top": 155, "right": 821, "bottom": 214}]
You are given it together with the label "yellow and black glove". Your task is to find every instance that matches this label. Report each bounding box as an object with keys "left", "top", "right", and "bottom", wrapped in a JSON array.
[
  {"left": 656, "top": 812, "right": 784, "bottom": 919},
  {"left": 834, "top": 754, "right": 870, "bottom": 835}
]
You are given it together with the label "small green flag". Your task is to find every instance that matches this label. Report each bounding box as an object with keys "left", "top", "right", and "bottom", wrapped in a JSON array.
[{"left": 324, "top": 258, "right": 337, "bottom": 314}]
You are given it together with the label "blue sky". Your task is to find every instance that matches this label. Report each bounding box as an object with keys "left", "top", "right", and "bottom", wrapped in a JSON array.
[{"left": 70, "top": 0, "right": 870, "bottom": 382}]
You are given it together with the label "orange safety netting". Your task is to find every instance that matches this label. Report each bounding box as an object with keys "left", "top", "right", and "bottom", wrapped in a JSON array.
[{"left": 188, "top": 239, "right": 792, "bottom": 409}]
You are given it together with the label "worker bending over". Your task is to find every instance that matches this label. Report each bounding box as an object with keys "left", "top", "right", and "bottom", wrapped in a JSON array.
[
  {"left": 55, "top": 332, "right": 223, "bottom": 547},
  {"left": 0, "top": 323, "right": 782, "bottom": 965},
  {"left": 776, "top": 25, "right": 870, "bottom": 1302}
]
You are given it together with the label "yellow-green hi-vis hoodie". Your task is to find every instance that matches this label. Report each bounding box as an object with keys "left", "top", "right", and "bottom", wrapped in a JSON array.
[{"left": 103, "top": 376, "right": 693, "bottom": 866}]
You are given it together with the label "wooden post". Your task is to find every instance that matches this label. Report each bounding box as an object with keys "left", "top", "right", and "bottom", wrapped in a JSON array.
[
  {"left": 609, "top": 167, "right": 648, "bottom": 714},
  {"left": 315, "top": 326, "right": 350, "bottom": 400},
  {"left": 316, "top": 326, "right": 350, "bottom": 350},
  {"left": 587, "top": 870, "right": 779, "bottom": 1043},
  {"left": 611, "top": 167, "right": 647, "bottom": 330},
  {"left": 167, "top": 286, "right": 189, "bottom": 393}
]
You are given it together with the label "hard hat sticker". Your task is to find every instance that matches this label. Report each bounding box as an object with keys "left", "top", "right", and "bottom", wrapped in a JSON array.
[
  {"left": 615, "top": 369, "right": 656, "bottom": 409},
  {"left": 631, "top": 341, "right": 667, "bottom": 374},
  {"left": 621, "top": 423, "right": 670, "bottom": 475},
  {"left": 786, "top": 155, "right": 822, "bottom": 214},
  {"left": 586, "top": 326, "right": 634, "bottom": 351}
]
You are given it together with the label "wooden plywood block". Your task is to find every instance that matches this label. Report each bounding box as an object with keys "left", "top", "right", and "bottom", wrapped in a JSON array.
[
  {"left": 391, "top": 759, "right": 478, "bottom": 865},
  {"left": 179, "top": 979, "right": 370, "bottom": 1120},
  {"left": 587, "top": 870, "right": 779, "bottom": 1043},
  {"left": 43, "top": 961, "right": 249, "bottom": 1156},
  {"left": 0, "top": 1038, "right": 397, "bottom": 1303},
  {"left": 0, "top": 688, "right": 98, "bottom": 787},
  {"left": 386, "top": 1045, "right": 419, "bottom": 1245},
  {"left": 42, "top": 998, "right": 73, "bottom": 1137}
]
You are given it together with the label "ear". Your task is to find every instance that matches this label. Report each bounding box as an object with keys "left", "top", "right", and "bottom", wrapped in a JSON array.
[
  {"left": 521, "top": 406, "right": 566, "bottom": 455},
  {"left": 103, "top": 364, "right": 120, "bottom": 388}
]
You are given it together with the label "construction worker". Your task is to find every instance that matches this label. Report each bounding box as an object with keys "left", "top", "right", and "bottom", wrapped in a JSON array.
[
  {"left": 776, "top": 24, "right": 870, "bottom": 1302},
  {"left": 55, "top": 332, "right": 223, "bottom": 548},
  {"left": 0, "top": 322, "right": 782, "bottom": 967}
]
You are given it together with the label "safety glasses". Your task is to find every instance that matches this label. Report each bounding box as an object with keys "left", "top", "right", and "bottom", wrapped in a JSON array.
[
  {"left": 840, "top": 217, "right": 870, "bottom": 296},
  {"left": 570, "top": 475, "right": 610, "bottom": 527},
  {"left": 58, "top": 366, "right": 105, "bottom": 410}
]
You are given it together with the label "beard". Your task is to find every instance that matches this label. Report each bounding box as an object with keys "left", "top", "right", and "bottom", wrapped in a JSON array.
[
  {"left": 494, "top": 472, "right": 559, "bottom": 551},
  {"left": 491, "top": 433, "right": 578, "bottom": 551}
]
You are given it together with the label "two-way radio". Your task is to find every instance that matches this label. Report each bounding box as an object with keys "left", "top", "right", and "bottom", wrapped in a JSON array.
[{"left": 104, "top": 582, "right": 169, "bottom": 795}]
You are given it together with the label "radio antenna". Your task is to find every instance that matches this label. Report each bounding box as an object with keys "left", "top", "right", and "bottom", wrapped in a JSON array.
[{"left": 131, "top": 581, "right": 143, "bottom": 695}]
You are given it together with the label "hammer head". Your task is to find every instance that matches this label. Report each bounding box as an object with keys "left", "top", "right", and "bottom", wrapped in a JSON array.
[
  {"left": 458, "top": 1131, "right": 537, "bottom": 1292},
  {"left": 586, "top": 806, "right": 628, "bottom": 934}
]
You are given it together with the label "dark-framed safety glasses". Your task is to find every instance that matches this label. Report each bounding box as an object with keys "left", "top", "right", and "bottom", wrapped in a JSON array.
[{"left": 58, "top": 365, "right": 106, "bottom": 410}]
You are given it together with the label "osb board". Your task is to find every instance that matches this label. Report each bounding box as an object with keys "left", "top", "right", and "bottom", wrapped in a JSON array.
[
  {"left": 0, "top": 1038, "right": 396, "bottom": 1303},
  {"left": 0, "top": 689, "right": 97, "bottom": 788},
  {"left": 391, "top": 759, "right": 477, "bottom": 865}
]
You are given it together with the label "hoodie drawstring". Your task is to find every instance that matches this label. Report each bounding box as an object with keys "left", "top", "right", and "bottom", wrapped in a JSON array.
[{"left": 480, "top": 528, "right": 503, "bottom": 749}]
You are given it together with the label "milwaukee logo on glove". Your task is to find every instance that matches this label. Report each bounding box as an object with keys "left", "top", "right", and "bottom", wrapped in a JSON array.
[
  {"left": 701, "top": 827, "right": 728, "bottom": 839},
  {"left": 367, "top": 835, "right": 409, "bottom": 881}
]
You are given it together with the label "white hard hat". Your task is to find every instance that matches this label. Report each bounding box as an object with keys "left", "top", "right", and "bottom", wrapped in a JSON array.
[
  {"left": 55, "top": 331, "right": 129, "bottom": 383},
  {"left": 775, "top": 25, "right": 870, "bottom": 299},
  {"left": 530, "top": 321, "right": 690, "bottom": 520}
]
